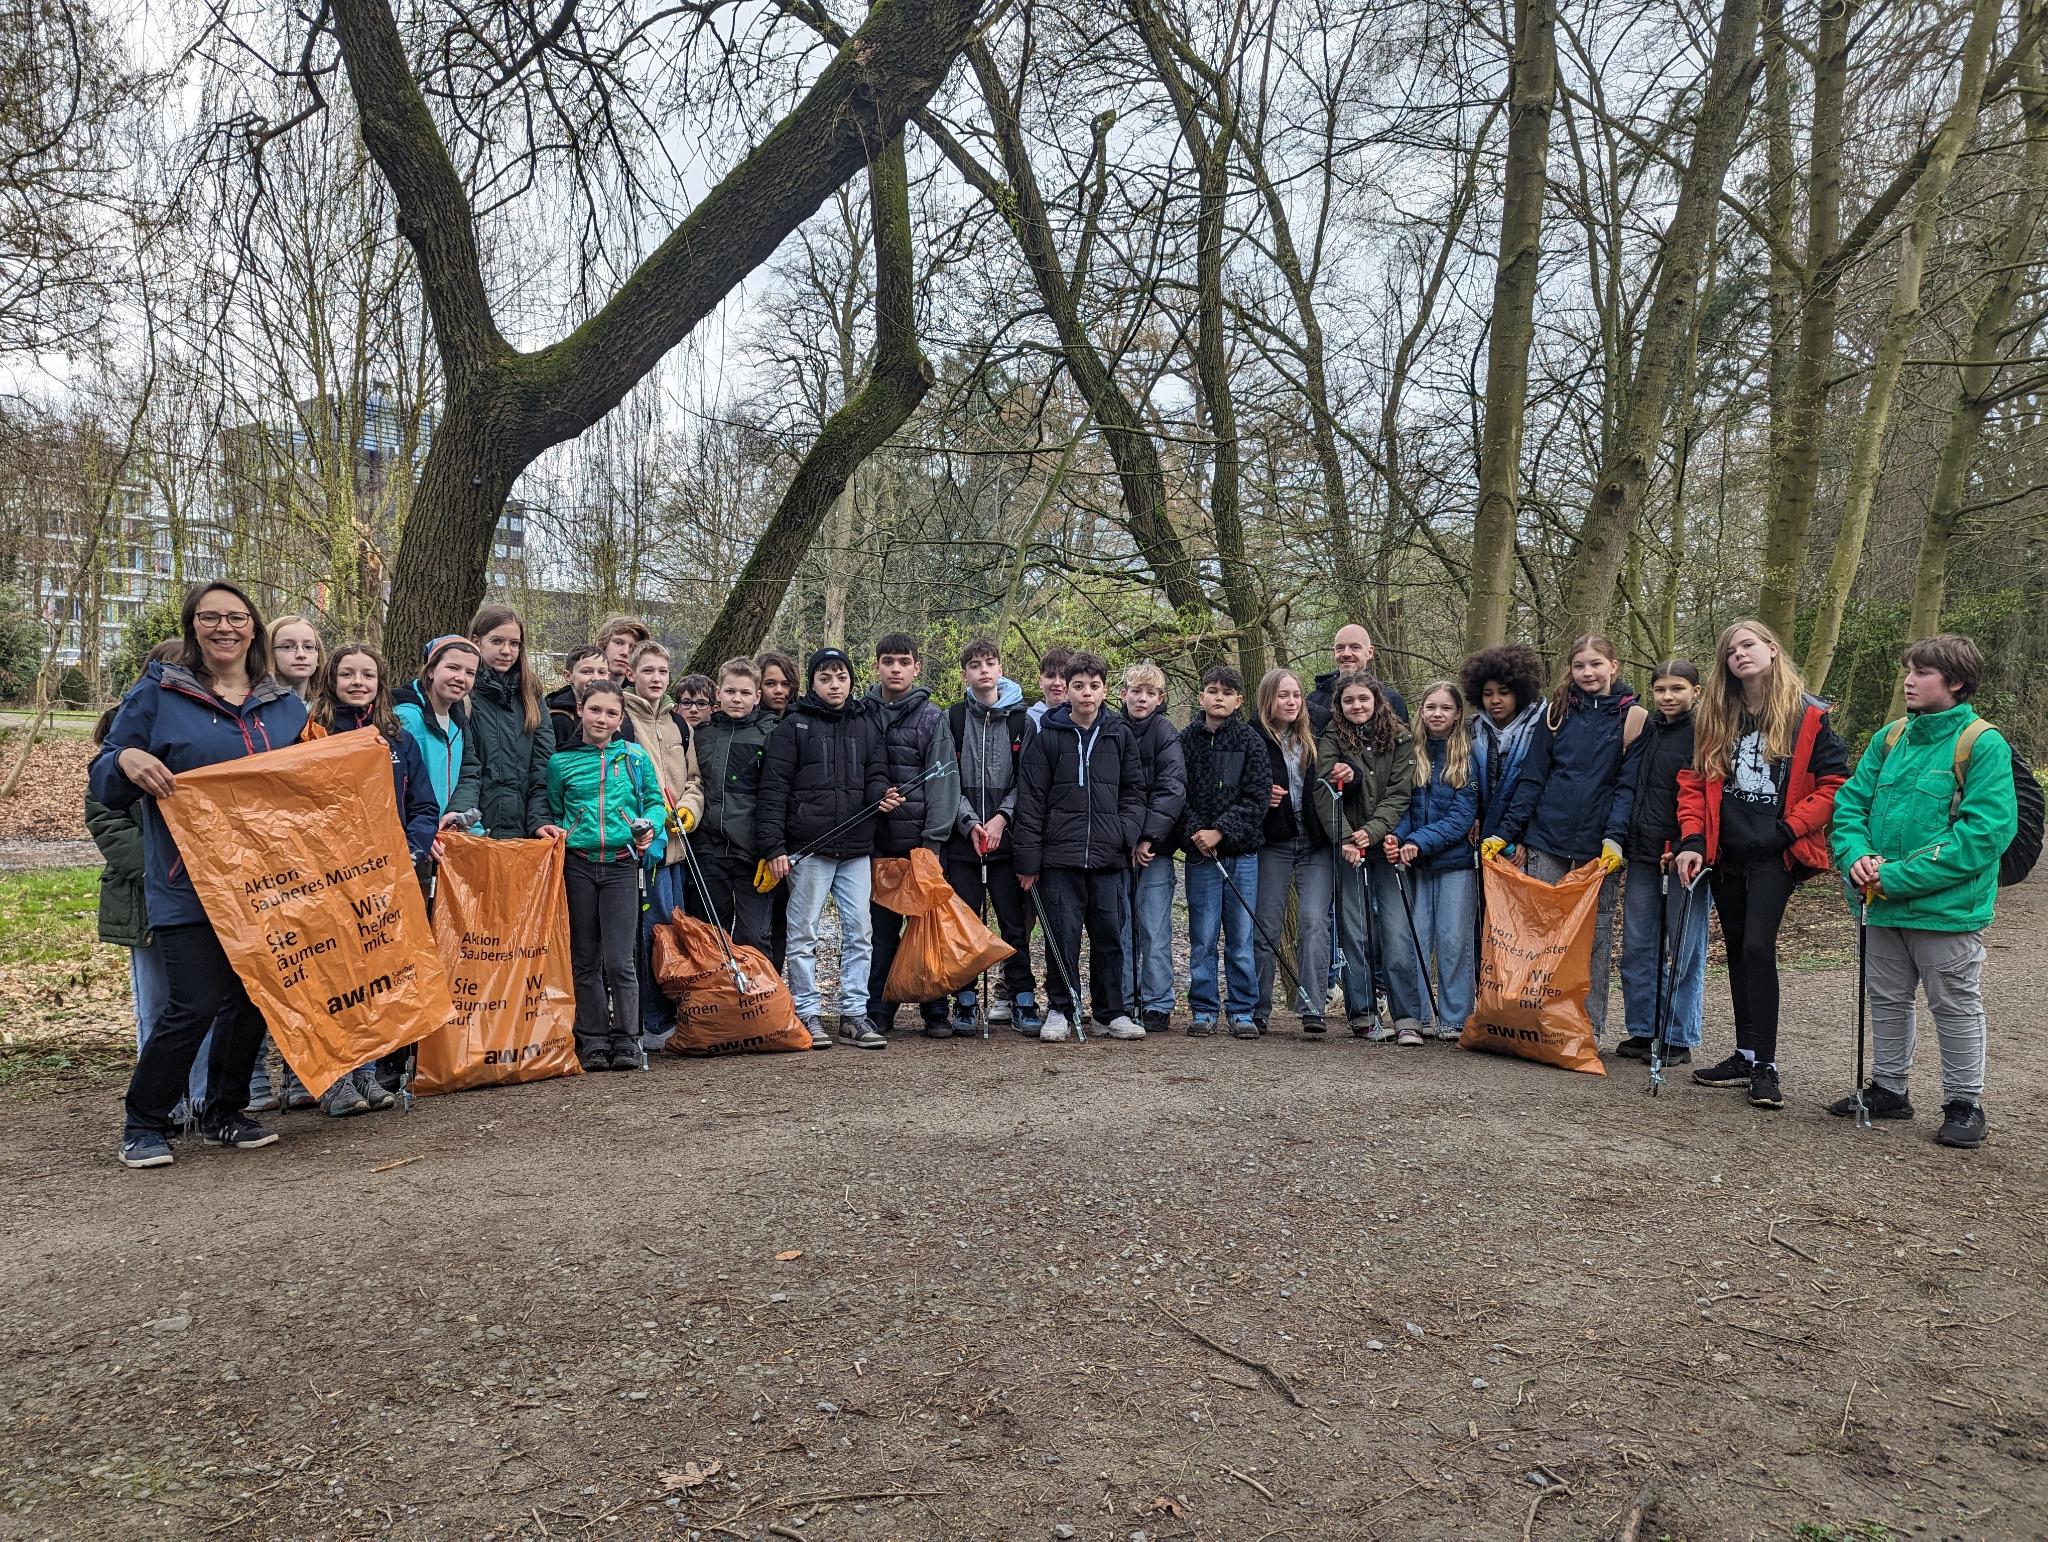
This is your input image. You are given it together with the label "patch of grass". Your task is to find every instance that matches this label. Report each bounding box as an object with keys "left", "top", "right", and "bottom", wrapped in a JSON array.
[{"left": 0, "top": 866, "right": 103, "bottom": 966}]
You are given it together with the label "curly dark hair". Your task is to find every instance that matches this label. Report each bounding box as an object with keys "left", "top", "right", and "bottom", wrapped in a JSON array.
[
  {"left": 1459, "top": 644, "right": 1546, "bottom": 715},
  {"left": 1326, "top": 670, "right": 1408, "bottom": 758}
]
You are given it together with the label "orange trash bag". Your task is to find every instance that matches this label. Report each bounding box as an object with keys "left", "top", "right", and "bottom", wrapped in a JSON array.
[
  {"left": 869, "top": 847, "right": 1015, "bottom": 1001},
  {"left": 1458, "top": 855, "right": 1608, "bottom": 1076},
  {"left": 651, "top": 911, "right": 812, "bottom": 1055},
  {"left": 413, "top": 833, "right": 582, "bottom": 1095},
  {"left": 157, "top": 730, "right": 454, "bottom": 1098}
]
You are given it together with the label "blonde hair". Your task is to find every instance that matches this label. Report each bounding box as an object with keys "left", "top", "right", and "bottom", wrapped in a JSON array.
[
  {"left": 265, "top": 614, "right": 324, "bottom": 698},
  {"left": 1255, "top": 667, "right": 1315, "bottom": 765},
  {"left": 1411, "top": 680, "right": 1471, "bottom": 789},
  {"left": 1122, "top": 660, "right": 1166, "bottom": 693},
  {"left": 630, "top": 639, "right": 671, "bottom": 669},
  {"left": 1694, "top": 618, "right": 1809, "bottom": 780}
]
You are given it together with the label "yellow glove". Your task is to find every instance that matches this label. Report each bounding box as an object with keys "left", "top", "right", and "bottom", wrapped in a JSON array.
[
  {"left": 1599, "top": 839, "right": 1624, "bottom": 875},
  {"left": 677, "top": 805, "right": 696, "bottom": 834},
  {"left": 753, "top": 858, "right": 781, "bottom": 894},
  {"left": 1479, "top": 836, "right": 1507, "bottom": 862}
]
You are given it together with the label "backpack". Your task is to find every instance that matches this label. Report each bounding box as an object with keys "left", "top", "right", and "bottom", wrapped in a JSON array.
[
  {"left": 949, "top": 702, "right": 1030, "bottom": 768},
  {"left": 1881, "top": 717, "right": 2042, "bottom": 886}
]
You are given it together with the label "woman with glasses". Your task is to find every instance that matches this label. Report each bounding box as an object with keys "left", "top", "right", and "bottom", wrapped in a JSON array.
[{"left": 91, "top": 582, "right": 309, "bottom": 1169}]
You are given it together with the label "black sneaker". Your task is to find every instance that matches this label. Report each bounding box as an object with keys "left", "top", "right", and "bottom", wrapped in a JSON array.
[
  {"left": 1936, "top": 1100, "right": 1987, "bottom": 1149},
  {"left": 1187, "top": 1018, "right": 1217, "bottom": 1038},
  {"left": 610, "top": 1038, "right": 645, "bottom": 1071},
  {"left": 1614, "top": 1036, "right": 1653, "bottom": 1061},
  {"left": 1827, "top": 1083, "right": 1914, "bottom": 1120},
  {"left": 1747, "top": 1064, "right": 1783, "bottom": 1109},
  {"left": 201, "top": 1112, "right": 280, "bottom": 1149},
  {"left": 1655, "top": 1044, "right": 1691, "bottom": 1065},
  {"left": 1141, "top": 1010, "right": 1172, "bottom": 1035},
  {"left": 1229, "top": 1020, "right": 1261, "bottom": 1040},
  {"left": 1301, "top": 1017, "right": 1327, "bottom": 1036},
  {"left": 921, "top": 1017, "right": 955, "bottom": 1040},
  {"left": 1693, "top": 1051, "right": 1753, "bottom": 1088},
  {"left": 119, "top": 1130, "right": 174, "bottom": 1169},
  {"left": 578, "top": 1043, "right": 613, "bottom": 1072}
]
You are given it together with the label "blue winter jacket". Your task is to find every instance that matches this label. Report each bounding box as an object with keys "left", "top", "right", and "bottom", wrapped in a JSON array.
[
  {"left": 392, "top": 680, "right": 483, "bottom": 824},
  {"left": 88, "top": 661, "right": 309, "bottom": 928},
  {"left": 1470, "top": 702, "right": 1544, "bottom": 842},
  {"left": 1498, "top": 686, "right": 1645, "bottom": 865},
  {"left": 1396, "top": 736, "right": 1480, "bottom": 875}
]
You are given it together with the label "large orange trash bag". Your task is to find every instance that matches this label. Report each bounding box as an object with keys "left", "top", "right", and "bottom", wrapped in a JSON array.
[
  {"left": 1458, "top": 855, "right": 1608, "bottom": 1075},
  {"left": 651, "top": 911, "right": 812, "bottom": 1055},
  {"left": 157, "top": 730, "right": 454, "bottom": 1098},
  {"left": 413, "top": 833, "right": 582, "bottom": 1095},
  {"left": 869, "top": 847, "right": 1014, "bottom": 1001}
]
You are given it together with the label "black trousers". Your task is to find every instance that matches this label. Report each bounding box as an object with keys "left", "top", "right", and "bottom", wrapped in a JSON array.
[
  {"left": 1711, "top": 856, "right": 1800, "bottom": 1066},
  {"left": 566, "top": 852, "right": 641, "bottom": 1050},
  {"left": 125, "top": 923, "right": 267, "bottom": 1136},
  {"left": 1038, "top": 866, "right": 1129, "bottom": 1022},
  {"left": 944, "top": 845, "right": 1037, "bottom": 1004},
  {"left": 686, "top": 846, "right": 772, "bottom": 954}
]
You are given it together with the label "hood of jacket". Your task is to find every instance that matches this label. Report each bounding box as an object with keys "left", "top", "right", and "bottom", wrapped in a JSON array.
[
  {"left": 866, "top": 681, "right": 933, "bottom": 722},
  {"left": 965, "top": 677, "right": 1026, "bottom": 716}
]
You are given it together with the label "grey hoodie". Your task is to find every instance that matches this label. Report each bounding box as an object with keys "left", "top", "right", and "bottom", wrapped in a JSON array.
[{"left": 953, "top": 676, "right": 1032, "bottom": 844}]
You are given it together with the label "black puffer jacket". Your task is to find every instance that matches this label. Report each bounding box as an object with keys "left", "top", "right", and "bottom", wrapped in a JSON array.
[
  {"left": 863, "top": 685, "right": 958, "bottom": 856},
  {"left": 547, "top": 682, "right": 637, "bottom": 752},
  {"left": 1014, "top": 705, "right": 1144, "bottom": 875},
  {"left": 1120, "top": 707, "right": 1187, "bottom": 849},
  {"left": 695, "top": 706, "right": 775, "bottom": 862},
  {"left": 1624, "top": 709, "right": 1694, "bottom": 864},
  {"left": 469, "top": 665, "right": 554, "bottom": 838},
  {"left": 1176, "top": 715, "right": 1271, "bottom": 857},
  {"left": 756, "top": 692, "right": 890, "bottom": 860}
]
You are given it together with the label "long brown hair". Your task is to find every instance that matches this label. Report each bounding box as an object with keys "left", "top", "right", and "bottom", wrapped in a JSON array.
[
  {"left": 1411, "top": 680, "right": 1472, "bottom": 789},
  {"left": 1693, "top": 619, "right": 1809, "bottom": 780},
  {"left": 310, "top": 643, "right": 403, "bottom": 740},
  {"left": 469, "top": 601, "right": 545, "bottom": 734},
  {"left": 1546, "top": 633, "right": 1624, "bottom": 730},
  {"left": 1255, "top": 667, "right": 1316, "bottom": 766},
  {"left": 1328, "top": 669, "right": 1407, "bottom": 760},
  {"left": 179, "top": 581, "right": 270, "bottom": 686}
]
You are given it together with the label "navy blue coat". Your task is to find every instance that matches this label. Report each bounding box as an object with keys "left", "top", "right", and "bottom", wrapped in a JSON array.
[
  {"left": 88, "top": 661, "right": 308, "bottom": 928},
  {"left": 1498, "top": 686, "right": 1645, "bottom": 865},
  {"left": 1396, "top": 737, "right": 1479, "bottom": 874}
]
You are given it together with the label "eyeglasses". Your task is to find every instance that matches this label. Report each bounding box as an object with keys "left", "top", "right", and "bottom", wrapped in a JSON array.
[
  {"left": 678, "top": 697, "right": 710, "bottom": 709},
  {"left": 195, "top": 610, "right": 253, "bottom": 629}
]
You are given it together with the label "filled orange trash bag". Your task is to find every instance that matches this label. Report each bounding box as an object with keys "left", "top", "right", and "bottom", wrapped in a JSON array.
[
  {"left": 413, "top": 833, "right": 582, "bottom": 1095},
  {"left": 869, "top": 847, "right": 1015, "bottom": 1002},
  {"left": 1458, "top": 855, "right": 1608, "bottom": 1076},
  {"left": 651, "top": 911, "right": 812, "bottom": 1055}
]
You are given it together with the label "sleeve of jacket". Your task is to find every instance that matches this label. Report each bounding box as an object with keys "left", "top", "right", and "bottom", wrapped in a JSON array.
[
  {"left": 85, "top": 793, "right": 143, "bottom": 879},
  {"left": 398, "top": 735, "right": 441, "bottom": 861},
  {"left": 1117, "top": 729, "right": 1145, "bottom": 853},
  {"left": 89, "top": 677, "right": 160, "bottom": 811},
  {"left": 1013, "top": 732, "right": 1052, "bottom": 877},
  {"left": 524, "top": 724, "right": 555, "bottom": 835},
  {"left": 862, "top": 720, "right": 892, "bottom": 811},
  {"left": 675, "top": 724, "right": 705, "bottom": 829},
  {"left": 1216, "top": 726, "right": 1271, "bottom": 851},
  {"left": 1362, "top": 742, "right": 1415, "bottom": 845},
  {"left": 756, "top": 719, "right": 798, "bottom": 859},
  {"left": 1870, "top": 728, "right": 2018, "bottom": 901},
  {"left": 1145, "top": 726, "right": 1187, "bottom": 846},
  {"left": 449, "top": 709, "right": 483, "bottom": 819},
  {"left": 999, "top": 716, "right": 1034, "bottom": 826},
  {"left": 633, "top": 744, "right": 670, "bottom": 865},
  {"left": 1498, "top": 719, "right": 1553, "bottom": 845},
  {"left": 1784, "top": 709, "right": 1849, "bottom": 845},
  {"left": 921, "top": 712, "right": 958, "bottom": 845},
  {"left": 1827, "top": 734, "right": 1885, "bottom": 874},
  {"left": 1407, "top": 776, "right": 1479, "bottom": 860},
  {"left": 545, "top": 751, "right": 568, "bottom": 824},
  {"left": 1602, "top": 707, "right": 1649, "bottom": 845},
  {"left": 1676, "top": 767, "right": 1710, "bottom": 857}
]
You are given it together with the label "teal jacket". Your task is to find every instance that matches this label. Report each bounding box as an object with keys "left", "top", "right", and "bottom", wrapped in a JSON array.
[
  {"left": 393, "top": 681, "right": 482, "bottom": 820},
  {"left": 1830, "top": 703, "right": 2018, "bottom": 932},
  {"left": 547, "top": 737, "right": 670, "bottom": 865}
]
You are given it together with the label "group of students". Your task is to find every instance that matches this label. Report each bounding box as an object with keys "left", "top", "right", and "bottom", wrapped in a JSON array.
[{"left": 90, "top": 581, "right": 2022, "bottom": 1170}]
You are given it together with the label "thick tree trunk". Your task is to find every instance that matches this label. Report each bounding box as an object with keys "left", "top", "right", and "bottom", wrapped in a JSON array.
[
  {"left": 687, "top": 136, "right": 934, "bottom": 675},
  {"left": 1562, "top": 0, "right": 1762, "bottom": 636},
  {"left": 1466, "top": 0, "right": 1556, "bottom": 650},
  {"left": 1803, "top": 0, "right": 2001, "bottom": 689}
]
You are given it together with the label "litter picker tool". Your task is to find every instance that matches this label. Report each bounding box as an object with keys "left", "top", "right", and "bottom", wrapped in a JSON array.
[
  {"left": 1196, "top": 844, "right": 1304, "bottom": 1002},
  {"left": 974, "top": 848, "right": 992, "bottom": 1040},
  {"left": 1390, "top": 852, "right": 1438, "bottom": 1022},
  {"left": 755, "top": 761, "right": 955, "bottom": 891},
  {"left": 1852, "top": 881, "right": 1875, "bottom": 1130},
  {"left": 1320, "top": 778, "right": 1378, "bottom": 1023},
  {"left": 674, "top": 824, "right": 757, "bottom": 996},
  {"left": 1647, "top": 847, "right": 1673, "bottom": 1096},
  {"left": 1025, "top": 879, "right": 1087, "bottom": 1043},
  {"left": 1650, "top": 861, "right": 1711, "bottom": 1096}
]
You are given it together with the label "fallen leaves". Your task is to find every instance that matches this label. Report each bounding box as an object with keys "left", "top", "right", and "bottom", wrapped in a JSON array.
[
  {"left": 774, "top": 1249, "right": 803, "bottom": 1262},
  {"left": 660, "top": 1459, "right": 723, "bottom": 1491},
  {"left": 0, "top": 730, "right": 94, "bottom": 841}
]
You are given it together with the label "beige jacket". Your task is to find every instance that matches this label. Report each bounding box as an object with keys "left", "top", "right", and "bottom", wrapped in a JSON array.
[{"left": 623, "top": 692, "right": 705, "bottom": 865}]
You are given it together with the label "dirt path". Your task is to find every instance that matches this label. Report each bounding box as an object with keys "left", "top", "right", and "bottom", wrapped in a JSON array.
[{"left": 2, "top": 886, "right": 2043, "bottom": 1541}]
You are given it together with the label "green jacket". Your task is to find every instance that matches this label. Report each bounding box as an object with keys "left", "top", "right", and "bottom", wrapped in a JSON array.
[
  {"left": 1312, "top": 725, "right": 1415, "bottom": 850},
  {"left": 84, "top": 794, "right": 149, "bottom": 947},
  {"left": 546, "top": 737, "right": 670, "bottom": 865},
  {"left": 1830, "top": 703, "right": 2018, "bottom": 932}
]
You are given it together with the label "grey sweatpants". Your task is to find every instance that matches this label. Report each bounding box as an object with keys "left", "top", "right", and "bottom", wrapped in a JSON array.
[{"left": 1866, "top": 925, "right": 1987, "bottom": 1103}]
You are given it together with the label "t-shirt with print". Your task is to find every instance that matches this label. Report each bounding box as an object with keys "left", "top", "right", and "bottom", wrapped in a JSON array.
[{"left": 1723, "top": 724, "right": 1784, "bottom": 858}]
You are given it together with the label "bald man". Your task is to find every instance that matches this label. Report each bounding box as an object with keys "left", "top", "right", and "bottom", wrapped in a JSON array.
[{"left": 1306, "top": 624, "right": 1407, "bottom": 732}]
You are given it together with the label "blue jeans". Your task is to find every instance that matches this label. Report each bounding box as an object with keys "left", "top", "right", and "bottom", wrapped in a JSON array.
[
  {"left": 1184, "top": 850, "right": 1259, "bottom": 1021},
  {"left": 1124, "top": 856, "right": 1177, "bottom": 1016},
  {"left": 784, "top": 856, "right": 873, "bottom": 1020},
  {"left": 130, "top": 938, "right": 209, "bottom": 1114},
  {"left": 1379, "top": 863, "right": 1477, "bottom": 1031},
  {"left": 1619, "top": 859, "right": 1708, "bottom": 1047},
  {"left": 639, "top": 862, "right": 688, "bottom": 1043},
  {"left": 1253, "top": 836, "right": 1332, "bottom": 1023}
]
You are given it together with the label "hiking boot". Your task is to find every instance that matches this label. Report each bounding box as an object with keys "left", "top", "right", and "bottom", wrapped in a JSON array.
[
  {"left": 952, "top": 995, "right": 979, "bottom": 1031},
  {"left": 874, "top": 1007, "right": 904, "bottom": 1036},
  {"left": 1187, "top": 1017, "right": 1217, "bottom": 1038},
  {"left": 1142, "top": 1010, "right": 1172, "bottom": 1035},
  {"left": 1615, "top": 1035, "right": 1654, "bottom": 1061},
  {"left": 921, "top": 1017, "right": 955, "bottom": 1040},
  {"left": 839, "top": 1016, "right": 886, "bottom": 1049},
  {"left": 319, "top": 1075, "right": 370, "bottom": 1118},
  {"left": 1692, "top": 1051, "right": 1752, "bottom": 1088},
  {"left": 1038, "top": 1010, "right": 1073, "bottom": 1043},
  {"left": 577, "top": 1041, "right": 613, "bottom": 1073},
  {"left": 1656, "top": 1044, "right": 1691, "bottom": 1064},
  {"left": 1012, "top": 993, "right": 1043, "bottom": 1035},
  {"left": 200, "top": 1111, "right": 280, "bottom": 1149},
  {"left": 1229, "top": 1019, "right": 1260, "bottom": 1040},
  {"left": 119, "top": 1130, "right": 174, "bottom": 1169},
  {"left": 1101, "top": 1015, "right": 1146, "bottom": 1040},
  {"left": 1747, "top": 1063, "right": 1783, "bottom": 1109},
  {"left": 1301, "top": 1016, "right": 1327, "bottom": 1037},
  {"left": 1827, "top": 1082, "right": 1913, "bottom": 1120},
  {"left": 611, "top": 1037, "right": 645, "bottom": 1071},
  {"left": 278, "top": 1062, "right": 316, "bottom": 1111},
  {"left": 804, "top": 1017, "right": 832, "bottom": 1050},
  {"left": 1250, "top": 1016, "right": 1270, "bottom": 1036},
  {"left": 1937, "top": 1100, "right": 1986, "bottom": 1148},
  {"left": 354, "top": 1066, "right": 397, "bottom": 1111}
]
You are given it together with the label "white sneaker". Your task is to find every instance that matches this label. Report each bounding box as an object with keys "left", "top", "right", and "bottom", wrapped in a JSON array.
[
  {"left": 1103, "top": 1014, "right": 1146, "bottom": 1040},
  {"left": 1039, "top": 1010, "right": 1072, "bottom": 1042},
  {"left": 988, "top": 997, "right": 1013, "bottom": 1025}
]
